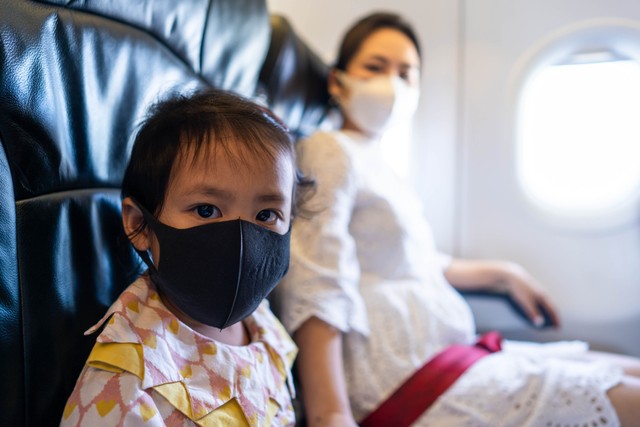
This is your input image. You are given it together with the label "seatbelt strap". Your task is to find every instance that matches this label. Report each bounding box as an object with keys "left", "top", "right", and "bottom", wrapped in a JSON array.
[{"left": 359, "top": 331, "right": 502, "bottom": 427}]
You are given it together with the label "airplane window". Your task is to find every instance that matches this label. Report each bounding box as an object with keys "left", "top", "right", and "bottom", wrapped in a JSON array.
[{"left": 518, "top": 54, "right": 640, "bottom": 226}]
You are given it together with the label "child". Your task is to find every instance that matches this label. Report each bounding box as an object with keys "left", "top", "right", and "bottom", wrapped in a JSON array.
[{"left": 61, "top": 89, "right": 311, "bottom": 426}]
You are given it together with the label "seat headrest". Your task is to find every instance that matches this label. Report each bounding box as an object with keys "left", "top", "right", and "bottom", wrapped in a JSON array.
[
  {"left": 258, "top": 14, "right": 332, "bottom": 140},
  {"left": 40, "top": 0, "right": 271, "bottom": 95},
  {"left": 1, "top": 0, "right": 271, "bottom": 201}
]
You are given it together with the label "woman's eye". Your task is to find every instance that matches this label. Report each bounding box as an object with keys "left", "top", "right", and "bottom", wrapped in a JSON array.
[
  {"left": 256, "top": 209, "right": 277, "bottom": 223},
  {"left": 195, "top": 205, "right": 220, "bottom": 218},
  {"left": 364, "top": 63, "right": 384, "bottom": 73}
]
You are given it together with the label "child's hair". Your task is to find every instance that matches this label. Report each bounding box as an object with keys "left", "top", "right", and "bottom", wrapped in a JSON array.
[
  {"left": 121, "top": 88, "right": 314, "bottom": 224},
  {"left": 334, "top": 12, "right": 422, "bottom": 71}
]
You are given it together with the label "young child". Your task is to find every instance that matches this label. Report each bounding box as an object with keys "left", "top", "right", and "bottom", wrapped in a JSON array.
[{"left": 61, "top": 89, "right": 311, "bottom": 426}]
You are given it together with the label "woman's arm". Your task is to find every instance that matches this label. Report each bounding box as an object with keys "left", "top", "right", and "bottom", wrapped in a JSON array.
[
  {"left": 294, "top": 317, "right": 358, "bottom": 427},
  {"left": 284, "top": 135, "right": 362, "bottom": 427},
  {"left": 444, "top": 259, "right": 561, "bottom": 327}
]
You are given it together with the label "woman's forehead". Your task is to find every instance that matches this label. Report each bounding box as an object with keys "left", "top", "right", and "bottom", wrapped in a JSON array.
[{"left": 353, "top": 28, "right": 420, "bottom": 66}]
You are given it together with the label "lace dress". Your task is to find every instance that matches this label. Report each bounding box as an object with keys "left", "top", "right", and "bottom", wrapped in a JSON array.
[{"left": 274, "top": 130, "right": 623, "bottom": 426}]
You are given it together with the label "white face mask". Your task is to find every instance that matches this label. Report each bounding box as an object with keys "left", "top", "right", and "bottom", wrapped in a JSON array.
[{"left": 335, "top": 72, "right": 420, "bottom": 136}]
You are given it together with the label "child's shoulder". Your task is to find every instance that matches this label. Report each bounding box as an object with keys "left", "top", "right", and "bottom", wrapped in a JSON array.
[
  {"left": 61, "top": 362, "right": 156, "bottom": 426},
  {"left": 249, "top": 301, "right": 297, "bottom": 357},
  {"left": 251, "top": 300, "right": 294, "bottom": 343},
  {"left": 84, "top": 275, "right": 156, "bottom": 336}
]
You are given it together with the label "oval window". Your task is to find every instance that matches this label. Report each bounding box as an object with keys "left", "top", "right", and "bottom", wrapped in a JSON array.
[{"left": 518, "top": 53, "right": 640, "bottom": 226}]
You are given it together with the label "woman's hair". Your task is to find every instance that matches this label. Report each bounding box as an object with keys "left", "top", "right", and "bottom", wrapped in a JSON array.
[
  {"left": 121, "top": 88, "right": 314, "bottom": 222},
  {"left": 334, "top": 12, "right": 422, "bottom": 71}
]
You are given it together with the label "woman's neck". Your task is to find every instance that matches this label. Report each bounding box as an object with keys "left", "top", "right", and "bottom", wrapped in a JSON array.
[{"left": 341, "top": 118, "right": 381, "bottom": 141}]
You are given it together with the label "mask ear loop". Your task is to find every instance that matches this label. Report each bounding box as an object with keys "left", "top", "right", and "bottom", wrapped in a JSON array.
[
  {"left": 220, "top": 219, "right": 244, "bottom": 330},
  {"left": 128, "top": 198, "right": 162, "bottom": 285},
  {"left": 136, "top": 247, "right": 160, "bottom": 281}
]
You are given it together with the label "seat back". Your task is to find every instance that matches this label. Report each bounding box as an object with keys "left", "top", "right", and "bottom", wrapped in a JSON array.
[
  {"left": 0, "top": 1, "right": 272, "bottom": 424},
  {"left": 258, "top": 14, "right": 333, "bottom": 140}
]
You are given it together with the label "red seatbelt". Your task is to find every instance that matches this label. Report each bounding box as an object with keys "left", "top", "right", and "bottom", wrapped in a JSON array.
[{"left": 359, "top": 331, "right": 502, "bottom": 427}]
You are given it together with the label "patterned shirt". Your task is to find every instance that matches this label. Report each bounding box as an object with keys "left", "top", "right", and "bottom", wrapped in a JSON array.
[{"left": 61, "top": 276, "right": 297, "bottom": 426}]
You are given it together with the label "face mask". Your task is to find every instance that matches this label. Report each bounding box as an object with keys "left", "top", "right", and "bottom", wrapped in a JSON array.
[
  {"left": 135, "top": 204, "right": 290, "bottom": 330},
  {"left": 336, "top": 72, "right": 420, "bottom": 136}
]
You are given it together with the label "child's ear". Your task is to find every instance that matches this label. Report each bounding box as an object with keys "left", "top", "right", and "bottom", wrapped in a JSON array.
[{"left": 122, "top": 197, "right": 150, "bottom": 252}]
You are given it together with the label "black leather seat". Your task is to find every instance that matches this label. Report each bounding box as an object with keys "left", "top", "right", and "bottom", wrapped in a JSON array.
[
  {"left": 258, "top": 14, "right": 332, "bottom": 140},
  {"left": 0, "top": 1, "right": 327, "bottom": 425}
]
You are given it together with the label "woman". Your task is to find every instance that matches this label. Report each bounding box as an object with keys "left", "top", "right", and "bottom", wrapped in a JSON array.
[{"left": 275, "top": 11, "right": 640, "bottom": 427}]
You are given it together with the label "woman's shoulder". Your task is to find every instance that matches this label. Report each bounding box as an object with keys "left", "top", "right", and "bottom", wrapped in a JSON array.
[
  {"left": 299, "top": 129, "right": 359, "bottom": 153},
  {"left": 296, "top": 130, "right": 358, "bottom": 172}
]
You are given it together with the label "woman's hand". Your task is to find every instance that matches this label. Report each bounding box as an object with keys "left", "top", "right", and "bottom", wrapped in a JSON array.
[
  {"left": 444, "top": 259, "right": 561, "bottom": 328},
  {"left": 499, "top": 261, "right": 561, "bottom": 328}
]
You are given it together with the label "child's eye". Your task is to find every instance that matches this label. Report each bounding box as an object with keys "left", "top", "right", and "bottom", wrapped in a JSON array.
[
  {"left": 256, "top": 209, "right": 278, "bottom": 223},
  {"left": 195, "top": 204, "right": 220, "bottom": 219}
]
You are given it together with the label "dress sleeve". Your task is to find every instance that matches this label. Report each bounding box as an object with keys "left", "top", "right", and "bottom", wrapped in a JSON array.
[
  {"left": 436, "top": 252, "right": 453, "bottom": 272},
  {"left": 60, "top": 367, "right": 165, "bottom": 426},
  {"left": 275, "top": 132, "right": 369, "bottom": 336}
]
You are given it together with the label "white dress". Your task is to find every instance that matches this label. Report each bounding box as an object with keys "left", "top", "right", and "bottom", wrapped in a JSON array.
[{"left": 274, "top": 130, "right": 623, "bottom": 426}]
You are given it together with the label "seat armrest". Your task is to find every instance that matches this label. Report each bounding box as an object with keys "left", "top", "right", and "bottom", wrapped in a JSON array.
[{"left": 458, "top": 289, "right": 554, "bottom": 329}]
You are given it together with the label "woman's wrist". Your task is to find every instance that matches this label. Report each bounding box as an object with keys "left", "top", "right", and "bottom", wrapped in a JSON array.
[{"left": 491, "top": 260, "right": 525, "bottom": 289}]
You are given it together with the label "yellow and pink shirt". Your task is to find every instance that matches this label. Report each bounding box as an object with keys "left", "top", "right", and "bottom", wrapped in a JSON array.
[{"left": 61, "top": 276, "right": 297, "bottom": 426}]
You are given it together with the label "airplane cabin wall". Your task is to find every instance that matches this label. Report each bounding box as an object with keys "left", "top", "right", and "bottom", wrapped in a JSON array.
[{"left": 460, "top": 0, "right": 640, "bottom": 356}]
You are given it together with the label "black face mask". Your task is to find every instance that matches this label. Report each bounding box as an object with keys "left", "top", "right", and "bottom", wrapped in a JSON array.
[{"left": 135, "top": 204, "right": 290, "bottom": 329}]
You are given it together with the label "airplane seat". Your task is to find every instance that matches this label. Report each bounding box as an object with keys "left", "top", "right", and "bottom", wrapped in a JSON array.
[
  {"left": 258, "top": 14, "right": 333, "bottom": 141},
  {"left": 0, "top": 0, "right": 318, "bottom": 424}
]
